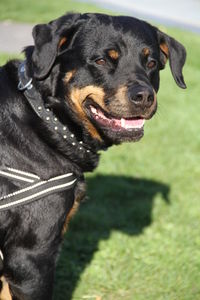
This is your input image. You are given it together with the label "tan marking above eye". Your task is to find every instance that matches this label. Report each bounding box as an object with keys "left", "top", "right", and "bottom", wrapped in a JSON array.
[
  {"left": 69, "top": 85, "right": 106, "bottom": 140},
  {"left": 108, "top": 49, "right": 119, "bottom": 60},
  {"left": 64, "top": 70, "right": 76, "bottom": 83},
  {"left": 142, "top": 47, "right": 150, "bottom": 57}
]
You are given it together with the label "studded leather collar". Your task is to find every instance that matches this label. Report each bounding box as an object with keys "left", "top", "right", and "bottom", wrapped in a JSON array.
[{"left": 17, "top": 61, "right": 96, "bottom": 160}]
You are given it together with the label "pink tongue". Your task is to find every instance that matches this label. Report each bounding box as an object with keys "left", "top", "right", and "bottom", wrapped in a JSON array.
[
  {"left": 115, "top": 117, "right": 145, "bottom": 129},
  {"left": 91, "top": 106, "right": 145, "bottom": 129}
]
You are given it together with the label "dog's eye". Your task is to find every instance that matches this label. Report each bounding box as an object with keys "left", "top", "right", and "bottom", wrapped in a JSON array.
[
  {"left": 95, "top": 58, "right": 106, "bottom": 66},
  {"left": 147, "top": 59, "right": 157, "bottom": 69}
]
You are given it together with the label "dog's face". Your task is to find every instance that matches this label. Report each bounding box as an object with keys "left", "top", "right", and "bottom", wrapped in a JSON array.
[{"left": 29, "top": 13, "right": 186, "bottom": 145}]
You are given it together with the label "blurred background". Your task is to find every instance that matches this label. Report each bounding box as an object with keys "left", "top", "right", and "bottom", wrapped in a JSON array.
[{"left": 0, "top": 1, "right": 199, "bottom": 300}]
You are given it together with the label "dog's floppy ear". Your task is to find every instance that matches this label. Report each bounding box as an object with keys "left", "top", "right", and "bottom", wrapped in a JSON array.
[
  {"left": 32, "top": 14, "right": 83, "bottom": 79},
  {"left": 157, "top": 30, "right": 187, "bottom": 89}
]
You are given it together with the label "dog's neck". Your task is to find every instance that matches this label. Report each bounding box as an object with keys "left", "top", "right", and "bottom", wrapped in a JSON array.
[{"left": 17, "top": 61, "right": 100, "bottom": 172}]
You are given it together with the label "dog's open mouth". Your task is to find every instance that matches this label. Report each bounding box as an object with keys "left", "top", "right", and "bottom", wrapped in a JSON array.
[{"left": 89, "top": 105, "right": 145, "bottom": 131}]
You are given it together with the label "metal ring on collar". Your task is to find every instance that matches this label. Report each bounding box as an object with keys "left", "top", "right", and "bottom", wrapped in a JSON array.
[{"left": 18, "top": 78, "right": 33, "bottom": 91}]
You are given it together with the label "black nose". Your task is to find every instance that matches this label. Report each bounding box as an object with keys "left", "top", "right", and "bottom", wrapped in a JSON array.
[{"left": 128, "top": 85, "right": 154, "bottom": 107}]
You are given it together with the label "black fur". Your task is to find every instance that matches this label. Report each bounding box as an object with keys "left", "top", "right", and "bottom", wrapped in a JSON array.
[{"left": 0, "top": 13, "right": 186, "bottom": 300}]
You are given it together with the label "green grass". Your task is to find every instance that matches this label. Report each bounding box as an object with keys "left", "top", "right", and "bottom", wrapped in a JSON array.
[
  {"left": 0, "top": 20, "right": 200, "bottom": 300},
  {"left": 0, "top": 0, "right": 109, "bottom": 23}
]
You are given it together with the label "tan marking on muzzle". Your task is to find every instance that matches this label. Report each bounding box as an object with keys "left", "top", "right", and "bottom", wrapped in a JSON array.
[
  {"left": 69, "top": 86, "right": 106, "bottom": 140},
  {"left": 114, "top": 85, "right": 157, "bottom": 118},
  {"left": 108, "top": 49, "right": 119, "bottom": 60},
  {"left": 0, "top": 277, "right": 12, "bottom": 300},
  {"left": 64, "top": 70, "right": 76, "bottom": 83},
  {"left": 144, "top": 88, "right": 157, "bottom": 118},
  {"left": 115, "top": 86, "right": 128, "bottom": 105}
]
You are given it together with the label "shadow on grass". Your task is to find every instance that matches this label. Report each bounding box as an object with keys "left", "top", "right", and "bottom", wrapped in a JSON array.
[{"left": 54, "top": 175, "right": 170, "bottom": 300}]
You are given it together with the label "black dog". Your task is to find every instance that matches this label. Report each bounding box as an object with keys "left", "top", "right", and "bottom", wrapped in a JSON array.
[{"left": 0, "top": 13, "right": 186, "bottom": 300}]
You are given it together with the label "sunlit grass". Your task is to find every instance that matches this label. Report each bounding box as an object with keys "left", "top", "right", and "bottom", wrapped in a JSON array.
[{"left": 0, "top": 0, "right": 110, "bottom": 23}]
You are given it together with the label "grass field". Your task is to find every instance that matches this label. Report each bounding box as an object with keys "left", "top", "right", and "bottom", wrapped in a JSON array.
[
  {"left": 0, "top": 2, "right": 200, "bottom": 300},
  {"left": 0, "top": 0, "right": 109, "bottom": 23}
]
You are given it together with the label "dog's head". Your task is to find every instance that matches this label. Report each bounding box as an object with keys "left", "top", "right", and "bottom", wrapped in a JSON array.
[{"left": 27, "top": 13, "right": 186, "bottom": 146}]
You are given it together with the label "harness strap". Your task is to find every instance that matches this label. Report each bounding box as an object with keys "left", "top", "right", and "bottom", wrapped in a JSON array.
[
  {"left": 0, "top": 168, "right": 77, "bottom": 211},
  {"left": 0, "top": 167, "right": 40, "bottom": 183}
]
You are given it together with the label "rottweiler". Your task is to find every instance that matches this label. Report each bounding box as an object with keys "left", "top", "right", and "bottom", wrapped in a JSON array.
[{"left": 0, "top": 13, "right": 186, "bottom": 300}]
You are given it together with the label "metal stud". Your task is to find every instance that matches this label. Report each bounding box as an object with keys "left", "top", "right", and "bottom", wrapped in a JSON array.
[
  {"left": 87, "top": 150, "right": 90, "bottom": 153},
  {"left": 79, "top": 141, "right": 83, "bottom": 144},
  {"left": 54, "top": 117, "right": 58, "bottom": 122},
  {"left": 54, "top": 126, "right": 58, "bottom": 131},
  {"left": 63, "top": 135, "right": 67, "bottom": 139},
  {"left": 38, "top": 106, "right": 42, "bottom": 110},
  {"left": 71, "top": 134, "right": 74, "bottom": 138},
  {"left": 46, "top": 117, "right": 50, "bottom": 121},
  {"left": 46, "top": 108, "right": 50, "bottom": 112},
  {"left": 72, "top": 142, "right": 76, "bottom": 146},
  {"left": 79, "top": 147, "right": 83, "bottom": 150},
  {"left": 63, "top": 126, "right": 67, "bottom": 131}
]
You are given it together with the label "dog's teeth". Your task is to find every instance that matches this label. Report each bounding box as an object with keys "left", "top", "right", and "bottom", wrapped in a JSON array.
[
  {"left": 98, "top": 110, "right": 105, "bottom": 119},
  {"left": 91, "top": 106, "right": 97, "bottom": 114},
  {"left": 121, "top": 118, "right": 125, "bottom": 127}
]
